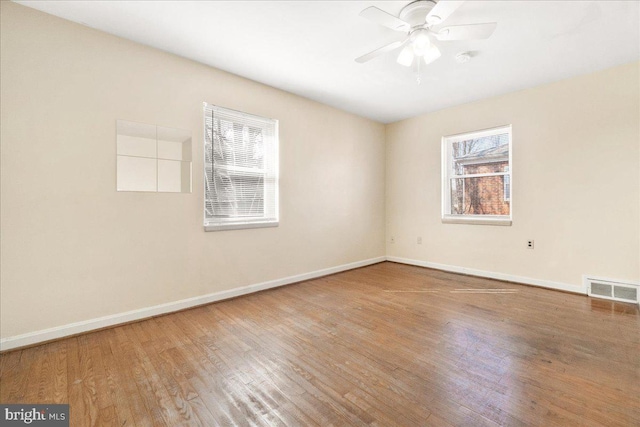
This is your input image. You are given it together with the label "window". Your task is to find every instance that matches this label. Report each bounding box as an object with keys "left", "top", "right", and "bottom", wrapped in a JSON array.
[
  {"left": 441, "top": 125, "right": 512, "bottom": 225},
  {"left": 204, "top": 103, "right": 279, "bottom": 231}
]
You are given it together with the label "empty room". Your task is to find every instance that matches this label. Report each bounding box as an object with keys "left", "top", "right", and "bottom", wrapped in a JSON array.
[{"left": 1, "top": 0, "right": 638, "bottom": 426}]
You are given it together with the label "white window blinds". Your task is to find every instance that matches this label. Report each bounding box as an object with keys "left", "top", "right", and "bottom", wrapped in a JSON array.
[{"left": 204, "top": 103, "right": 279, "bottom": 231}]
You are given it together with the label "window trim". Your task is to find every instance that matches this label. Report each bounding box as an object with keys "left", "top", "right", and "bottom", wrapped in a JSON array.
[
  {"left": 441, "top": 124, "right": 512, "bottom": 226},
  {"left": 503, "top": 166, "right": 511, "bottom": 202},
  {"left": 203, "top": 103, "right": 279, "bottom": 232},
  {"left": 204, "top": 220, "right": 278, "bottom": 232}
]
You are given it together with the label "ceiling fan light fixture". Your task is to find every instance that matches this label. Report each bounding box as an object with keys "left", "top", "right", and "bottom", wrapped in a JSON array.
[
  {"left": 413, "top": 29, "right": 430, "bottom": 47},
  {"left": 410, "top": 28, "right": 431, "bottom": 56},
  {"left": 397, "top": 45, "right": 414, "bottom": 67},
  {"left": 423, "top": 45, "right": 441, "bottom": 64},
  {"left": 413, "top": 44, "right": 427, "bottom": 57}
]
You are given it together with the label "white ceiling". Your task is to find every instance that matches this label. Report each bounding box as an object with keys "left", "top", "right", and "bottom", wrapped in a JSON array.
[{"left": 17, "top": 0, "right": 640, "bottom": 123}]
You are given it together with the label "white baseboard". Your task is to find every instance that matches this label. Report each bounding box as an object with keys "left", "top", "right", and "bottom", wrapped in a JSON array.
[
  {"left": 386, "top": 256, "right": 585, "bottom": 294},
  {"left": 0, "top": 256, "right": 386, "bottom": 351}
]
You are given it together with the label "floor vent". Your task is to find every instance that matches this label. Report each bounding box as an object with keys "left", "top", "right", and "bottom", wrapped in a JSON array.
[{"left": 585, "top": 276, "right": 639, "bottom": 304}]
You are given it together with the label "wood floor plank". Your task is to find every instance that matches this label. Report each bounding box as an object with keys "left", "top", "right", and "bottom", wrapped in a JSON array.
[
  {"left": 110, "top": 326, "right": 162, "bottom": 427},
  {"left": 121, "top": 325, "right": 199, "bottom": 427},
  {"left": 67, "top": 337, "right": 99, "bottom": 427},
  {"left": 100, "top": 339, "right": 137, "bottom": 426},
  {"left": 2, "top": 350, "right": 32, "bottom": 402},
  {"left": 1, "top": 262, "right": 638, "bottom": 426},
  {"left": 23, "top": 346, "right": 50, "bottom": 404},
  {"left": 95, "top": 404, "right": 120, "bottom": 427}
]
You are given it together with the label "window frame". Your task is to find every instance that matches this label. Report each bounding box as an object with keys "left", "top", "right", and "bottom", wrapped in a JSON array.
[
  {"left": 203, "top": 103, "right": 279, "bottom": 232},
  {"left": 441, "top": 125, "right": 512, "bottom": 226},
  {"left": 503, "top": 166, "right": 511, "bottom": 202}
]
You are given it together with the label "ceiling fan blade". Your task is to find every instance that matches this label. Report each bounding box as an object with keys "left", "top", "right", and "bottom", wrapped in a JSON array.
[
  {"left": 359, "top": 7, "right": 411, "bottom": 32},
  {"left": 426, "top": 1, "right": 465, "bottom": 26},
  {"left": 355, "top": 39, "right": 406, "bottom": 63},
  {"left": 435, "top": 22, "right": 497, "bottom": 41}
]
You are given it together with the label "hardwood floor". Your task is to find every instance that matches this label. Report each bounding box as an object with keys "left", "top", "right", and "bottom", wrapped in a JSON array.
[{"left": 1, "top": 261, "right": 639, "bottom": 426}]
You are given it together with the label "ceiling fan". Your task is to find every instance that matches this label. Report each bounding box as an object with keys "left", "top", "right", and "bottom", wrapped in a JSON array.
[{"left": 355, "top": 0, "right": 497, "bottom": 67}]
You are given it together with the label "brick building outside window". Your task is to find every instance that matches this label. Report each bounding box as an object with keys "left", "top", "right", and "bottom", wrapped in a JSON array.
[{"left": 453, "top": 143, "right": 509, "bottom": 215}]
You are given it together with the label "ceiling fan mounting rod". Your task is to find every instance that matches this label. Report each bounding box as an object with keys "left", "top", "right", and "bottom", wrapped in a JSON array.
[{"left": 408, "top": 24, "right": 430, "bottom": 35}]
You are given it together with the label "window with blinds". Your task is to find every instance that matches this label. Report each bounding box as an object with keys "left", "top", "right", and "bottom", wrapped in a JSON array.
[
  {"left": 203, "top": 103, "right": 279, "bottom": 231},
  {"left": 441, "top": 125, "right": 512, "bottom": 225}
]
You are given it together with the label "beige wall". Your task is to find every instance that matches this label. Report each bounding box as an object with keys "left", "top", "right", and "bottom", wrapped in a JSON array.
[
  {"left": 0, "top": 2, "right": 386, "bottom": 338},
  {"left": 386, "top": 61, "right": 640, "bottom": 290}
]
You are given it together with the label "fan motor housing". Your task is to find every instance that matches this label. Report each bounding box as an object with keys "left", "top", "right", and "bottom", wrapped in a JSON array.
[{"left": 399, "top": 0, "right": 437, "bottom": 27}]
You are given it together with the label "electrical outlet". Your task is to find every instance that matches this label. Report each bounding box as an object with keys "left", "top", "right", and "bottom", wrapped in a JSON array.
[
  {"left": 417, "top": 236, "right": 422, "bottom": 244},
  {"left": 390, "top": 236, "right": 395, "bottom": 244},
  {"left": 527, "top": 240, "right": 534, "bottom": 249}
]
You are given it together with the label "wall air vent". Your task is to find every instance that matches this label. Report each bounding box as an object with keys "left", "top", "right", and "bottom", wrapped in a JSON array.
[{"left": 584, "top": 276, "right": 639, "bottom": 305}]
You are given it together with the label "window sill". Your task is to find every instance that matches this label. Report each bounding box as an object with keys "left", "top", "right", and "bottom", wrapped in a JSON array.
[
  {"left": 204, "top": 220, "right": 279, "bottom": 232},
  {"left": 442, "top": 216, "right": 512, "bottom": 226}
]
